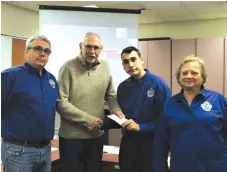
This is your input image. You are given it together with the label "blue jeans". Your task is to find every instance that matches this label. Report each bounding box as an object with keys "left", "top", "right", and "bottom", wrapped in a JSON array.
[{"left": 1, "top": 141, "right": 51, "bottom": 172}]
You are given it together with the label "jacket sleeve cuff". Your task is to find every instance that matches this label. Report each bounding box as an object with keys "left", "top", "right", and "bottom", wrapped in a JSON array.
[{"left": 139, "top": 122, "right": 155, "bottom": 132}]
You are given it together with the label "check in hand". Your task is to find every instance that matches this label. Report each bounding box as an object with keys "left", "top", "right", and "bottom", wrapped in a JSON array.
[
  {"left": 122, "top": 119, "right": 140, "bottom": 132},
  {"left": 88, "top": 117, "right": 103, "bottom": 131},
  {"left": 115, "top": 110, "right": 125, "bottom": 119}
]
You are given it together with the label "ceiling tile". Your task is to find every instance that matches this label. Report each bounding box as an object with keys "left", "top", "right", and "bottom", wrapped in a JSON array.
[
  {"left": 141, "top": 1, "right": 181, "bottom": 9},
  {"left": 4, "top": 1, "right": 227, "bottom": 25},
  {"left": 5, "top": 1, "right": 97, "bottom": 12},
  {"left": 185, "top": 2, "right": 226, "bottom": 13},
  {"left": 139, "top": 10, "right": 164, "bottom": 24},
  {"left": 181, "top": 1, "right": 217, "bottom": 6},
  {"left": 98, "top": 2, "right": 143, "bottom": 9}
]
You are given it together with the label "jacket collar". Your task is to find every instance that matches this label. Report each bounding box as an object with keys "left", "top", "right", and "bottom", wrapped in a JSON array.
[
  {"left": 175, "top": 85, "right": 206, "bottom": 102},
  {"left": 23, "top": 62, "right": 47, "bottom": 77},
  {"left": 130, "top": 69, "right": 150, "bottom": 83}
]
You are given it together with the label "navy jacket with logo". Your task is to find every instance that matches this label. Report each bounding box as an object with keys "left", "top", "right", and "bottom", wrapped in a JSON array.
[
  {"left": 153, "top": 87, "right": 227, "bottom": 172},
  {"left": 1, "top": 62, "right": 58, "bottom": 142},
  {"left": 117, "top": 70, "right": 171, "bottom": 133}
]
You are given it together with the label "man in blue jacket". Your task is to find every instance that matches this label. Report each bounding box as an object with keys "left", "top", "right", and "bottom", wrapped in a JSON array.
[
  {"left": 1, "top": 35, "right": 58, "bottom": 172},
  {"left": 102, "top": 46, "right": 171, "bottom": 172},
  {"left": 118, "top": 46, "right": 171, "bottom": 172}
]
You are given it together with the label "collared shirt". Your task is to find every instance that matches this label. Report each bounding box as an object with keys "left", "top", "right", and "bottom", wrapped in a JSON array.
[
  {"left": 153, "top": 86, "right": 227, "bottom": 172},
  {"left": 117, "top": 70, "right": 171, "bottom": 133},
  {"left": 1, "top": 62, "right": 58, "bottom": 142}
]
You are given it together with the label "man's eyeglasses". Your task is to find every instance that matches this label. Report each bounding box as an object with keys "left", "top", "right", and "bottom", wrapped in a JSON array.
[
  {"left": 28, "top": 46, "right": 52, "bottom": 55},
  {"left": 83, "top": 44, "right": 101, "bottom": 51}
]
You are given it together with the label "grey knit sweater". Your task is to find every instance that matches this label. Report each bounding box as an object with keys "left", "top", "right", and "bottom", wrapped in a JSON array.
[{"left": 57, "top": 56, "right": 121, "bottom": 139}]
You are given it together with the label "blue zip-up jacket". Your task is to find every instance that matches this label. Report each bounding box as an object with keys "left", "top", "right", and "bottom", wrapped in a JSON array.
[
  {"left": 117, "top": 70, "right": 171, "bottom": 133},
  {"left": 1, "top": 62, "right": 58, "bottom": 142},
  {"left": 153, "top": 87, "right": 227, "bottom": 172}
]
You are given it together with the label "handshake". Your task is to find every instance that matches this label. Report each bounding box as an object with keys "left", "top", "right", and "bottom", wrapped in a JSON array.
[
  {"left": 87, "top": 110, "right": 124, "bottom": 131},
  {"left": 87, "top": 110, "right": 140, "bottom": 132},
  {"left": 88, "top": 118, "right": 103, "bottom": 131}
]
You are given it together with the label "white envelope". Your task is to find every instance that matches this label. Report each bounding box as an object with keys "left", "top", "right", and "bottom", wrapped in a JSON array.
[{"left": 107, "top": 114, "right": 128, "bottom": 125}]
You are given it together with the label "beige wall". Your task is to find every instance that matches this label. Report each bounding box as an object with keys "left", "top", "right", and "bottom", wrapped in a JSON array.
[
  {"left": 139, "top": 18, "right": 227, "bottom": 39},
  {"left": 1, "top": 2, "right": 39, "bottom": 38},
  {"left": 2, "top": 3, "right": 227, "bottom": 40}
]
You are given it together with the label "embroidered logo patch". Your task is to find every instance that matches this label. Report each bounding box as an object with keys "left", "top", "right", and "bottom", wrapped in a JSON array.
[
  {"left": 201, "top": 101, "right": 212, "bottom": 111},
  {"left": 147, "top": 88, "right": 155, "bottom": 97},
  {"left": 49, "top": 79, "right": 55, "bottom": 88}
]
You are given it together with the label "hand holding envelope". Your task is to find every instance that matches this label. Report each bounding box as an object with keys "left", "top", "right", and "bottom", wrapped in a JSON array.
[
  {"left": 107, "top": 114, "right": 128, "bottom": 125},
  {"left": 107, "top": 115, "right": 140, "bottom": 132}
]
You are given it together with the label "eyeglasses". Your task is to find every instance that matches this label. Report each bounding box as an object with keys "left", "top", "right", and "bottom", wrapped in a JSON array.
[
  {"left": 83, "top": 44, "right": 101, "bottom": 51},
  {"left": 28, "top": 46, "right": 52, "bottom": 55}
]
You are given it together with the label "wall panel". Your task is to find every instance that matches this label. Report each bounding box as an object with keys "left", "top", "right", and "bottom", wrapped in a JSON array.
[
  {"left": 197, "top": 37, "right": 224, "bottom": 94},
  {"left": 108, "top": 129, "right": 121, "bottom": 146},
  {"left": 12, "top": 38, "right": 26, "bottom": 66},
  {"left": 172, "top": 39, "right": 196, "bottom": 95},
  {"left": 138, "top": 41, "right": 148, "bottom": 69},
  {"left": 147, "top": 40, "right": 171, "bottom": 88},
  {"left": 225, "top": 37, "right": 227, "bottom": 97}
]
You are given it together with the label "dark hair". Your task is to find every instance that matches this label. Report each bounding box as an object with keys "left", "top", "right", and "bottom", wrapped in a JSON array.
[{"left": 121, "top": 46, "right": 141, "bottom": 58}]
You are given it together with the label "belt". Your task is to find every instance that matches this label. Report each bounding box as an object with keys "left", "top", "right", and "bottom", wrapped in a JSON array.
[{"left": 3, "top": 139, "right": 50, "bottom": 147}]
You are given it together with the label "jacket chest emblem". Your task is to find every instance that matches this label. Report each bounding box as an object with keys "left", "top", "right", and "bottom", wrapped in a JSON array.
[
  {"left": 147, "top": 88, "right": 155, "bottom": 97},
  {"left": 49, "top": 79, "right": 55, "bottom": 88},
  {"left": 201, "top": 101, "right": 212, "bottom": 111}
]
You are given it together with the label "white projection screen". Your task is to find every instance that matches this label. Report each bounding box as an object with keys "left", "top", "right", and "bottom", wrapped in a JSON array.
[
  {"left": 39, "top": 6, "right": 140, "bottom": 89},
  {"left": 1, "top": 35, "right": 12, "bottom": 71}
]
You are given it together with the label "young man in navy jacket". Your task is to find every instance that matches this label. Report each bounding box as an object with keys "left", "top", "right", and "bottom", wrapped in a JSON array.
[{"left": 102, "top": 46, "right": 171, "bottom": 172}]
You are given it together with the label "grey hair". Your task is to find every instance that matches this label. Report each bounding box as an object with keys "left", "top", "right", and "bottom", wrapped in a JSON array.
[
  {"left": 26, "top": 35, "right": 51, "bottom": 49},
  {"left": 84, "top": 32, "right": 101, "bottom": 39},
  {"left": 82, "top": 32, "right": 102, "bottom": 49}
]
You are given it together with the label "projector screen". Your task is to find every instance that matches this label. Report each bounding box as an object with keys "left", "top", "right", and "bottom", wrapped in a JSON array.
[
  {"left": 1, "top": 35, "right": 12, "bottom": 71},
  {"left": 39, "top": 7, "right": 140, "bottom": 89}
]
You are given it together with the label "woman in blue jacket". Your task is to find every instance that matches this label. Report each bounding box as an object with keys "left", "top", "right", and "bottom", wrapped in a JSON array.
[{"left": 153, "top": 55, "right": 227, "bottom": 172}]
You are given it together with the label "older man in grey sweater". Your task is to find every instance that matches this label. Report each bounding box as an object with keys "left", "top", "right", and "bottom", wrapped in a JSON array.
[{"left": 57, "top": 32, "right": 124, "bottom": 172}]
